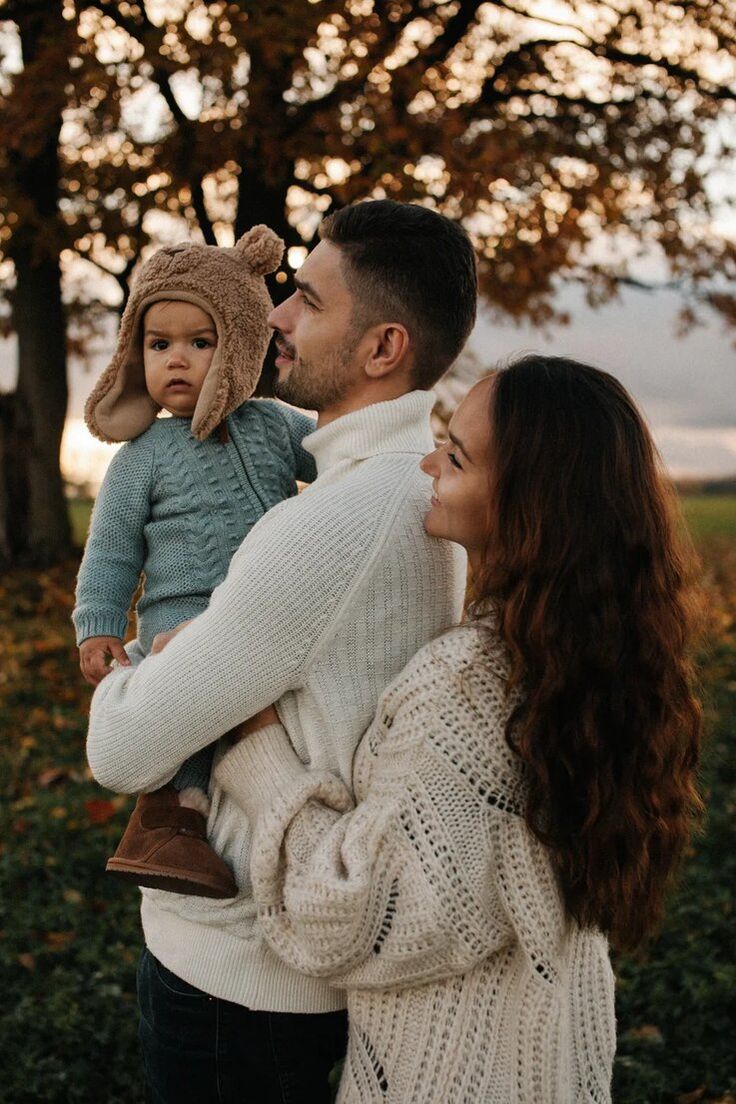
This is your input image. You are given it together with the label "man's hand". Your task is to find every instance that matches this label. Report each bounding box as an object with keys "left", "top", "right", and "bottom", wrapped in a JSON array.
[
  {"left": 79, "top": 636, "right": 131, "bottom": 687},
  {"left": 150, "top": 620, "right": 193, "bottom": 655},
  {"left": 227, "top": 704, "right": 281, "bottom": 745}
]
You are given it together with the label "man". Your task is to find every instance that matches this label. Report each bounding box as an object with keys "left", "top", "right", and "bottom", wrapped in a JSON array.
[{"left": 87, "top": 199, "right": 477, "bottom": 1103}]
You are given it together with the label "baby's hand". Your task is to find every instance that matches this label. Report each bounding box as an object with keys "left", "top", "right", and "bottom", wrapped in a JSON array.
[{"left": 79, "top": 636, "right": 131, "bottom": 686}]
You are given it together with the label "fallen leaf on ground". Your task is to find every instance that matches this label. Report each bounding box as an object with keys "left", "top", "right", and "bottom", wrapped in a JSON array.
[
  {"left": 37, "top": 767, "right": 71, "bottom": 788},
  {"left": 42, "top": 931, "right": 75, "bottom": 950},
  {"left": 628, "top": 1024, "right": 664, "bottom": 1044},
  {"left": 84, "top": 798, "right": 117, "bottom": 824},
  {"left": 676, "top": 1088, "right": 707, "bottom": 1104}
]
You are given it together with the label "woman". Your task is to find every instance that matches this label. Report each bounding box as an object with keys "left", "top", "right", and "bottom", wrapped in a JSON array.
[{"left": 214, "top": 355, "right": 703, "bottom": 1103}]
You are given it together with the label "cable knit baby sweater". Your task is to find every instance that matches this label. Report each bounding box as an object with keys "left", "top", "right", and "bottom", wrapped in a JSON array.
[
  {"left": 73, "top": 399, "right": 316, "bottom": 654},
  {"left": 214, "top": 623, "right": 617, "bottom": 1103},
  {"left": 86, "top": 391, "right": 467, "bottom": 1013}
]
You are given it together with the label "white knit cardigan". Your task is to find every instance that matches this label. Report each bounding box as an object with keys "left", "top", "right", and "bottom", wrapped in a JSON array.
[{"left": 215, "top": 623, "right": 617, "bottom": 1104}]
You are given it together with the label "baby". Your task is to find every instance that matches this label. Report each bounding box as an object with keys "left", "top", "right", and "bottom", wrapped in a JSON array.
[{"left": 73, "top": 226, "right": 316, "bottom": 898}]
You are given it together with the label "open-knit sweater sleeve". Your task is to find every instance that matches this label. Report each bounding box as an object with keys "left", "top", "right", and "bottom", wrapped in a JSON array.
[
  {"left": 214, "top": 626, "right": 566, "bottom": 992},
  {"left": 72, "top": 437, "right": 154, "bottom": 645}
]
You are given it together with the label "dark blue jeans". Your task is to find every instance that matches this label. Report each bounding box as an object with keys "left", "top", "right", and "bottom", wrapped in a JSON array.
[{"left": 136, "top": 948, "right": 347, "bottom": 1104}]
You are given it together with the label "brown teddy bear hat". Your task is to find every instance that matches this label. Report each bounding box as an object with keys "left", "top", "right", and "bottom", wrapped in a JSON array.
[{"left": 85, "top": 224, "right": 284, "bottom": 443}]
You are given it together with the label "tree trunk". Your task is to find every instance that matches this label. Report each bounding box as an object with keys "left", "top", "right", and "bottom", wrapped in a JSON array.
[
  {"left": 0, "top": 393, "right": 29, "bottom": 566},
  {"left": 236, "top": 167, "right": 295, "bottom": 396},
  {"left": 13, "top": 245, "right": 71, "bottom": 562},
  {"left": 3, "top": 0, "right": 71, "bottom": 564}
]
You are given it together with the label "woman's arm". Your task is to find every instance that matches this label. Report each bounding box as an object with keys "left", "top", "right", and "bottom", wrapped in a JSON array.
[{"left": 214, "top": 656, "right": 529, "bottom": 990}]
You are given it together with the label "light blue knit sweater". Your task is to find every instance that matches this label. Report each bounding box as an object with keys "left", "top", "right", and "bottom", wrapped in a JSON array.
[{"left": 73, "top": 399, "right": 316, "bottom": 656}]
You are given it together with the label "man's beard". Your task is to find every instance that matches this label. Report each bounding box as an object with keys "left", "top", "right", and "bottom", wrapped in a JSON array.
[{"left": 273, "top": 333, "right": 359, "bottom": 412}]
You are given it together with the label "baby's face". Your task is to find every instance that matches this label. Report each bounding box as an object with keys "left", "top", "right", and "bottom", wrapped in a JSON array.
[{"left": 143, "top": 301, "right": 217, "bottom": 417}]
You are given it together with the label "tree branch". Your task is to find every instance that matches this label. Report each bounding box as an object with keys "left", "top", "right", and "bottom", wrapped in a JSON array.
[
  {"left": 79, "top": 1, "right": 216, "bottom": 242},
  {"left": 405, "top": 0, "right": 484, "bottom": 73},
  {"left": 281, "top": 3, "right": 419, "bottom": 138},
  {"left": 596, "top": 42, "right": 736, "bottom": 101}
]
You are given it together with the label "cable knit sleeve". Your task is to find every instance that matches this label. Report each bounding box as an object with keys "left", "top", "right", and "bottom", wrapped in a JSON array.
[
  {"left": 258, "top": 399, "right": 317, "bottom": 484},
  {"left": 214, "top": 630, "right": 563, "bottom": 991},
  {"left": 72, "top": 437, "right": 154, "bottom": 645}
]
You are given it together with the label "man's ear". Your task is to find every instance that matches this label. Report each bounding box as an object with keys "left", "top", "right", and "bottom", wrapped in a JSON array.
[{"left": 363, "top": 323, "right": 412, "bottom": 379}]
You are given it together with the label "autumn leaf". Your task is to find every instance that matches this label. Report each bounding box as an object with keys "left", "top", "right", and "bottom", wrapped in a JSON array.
[
  {"left": 17, "top": 953, "right": 36, "bottom": 971},
  {"left": 42, "top": 931, "right": 75, "bottom": 950},
  {"left": 627, "top": 1024, "right": 664, "bottom": 1044},
  {"left": 37, "top": 766, "right": 71, "bottom": 788},
  {"left": 676, "top": 1088, "right": 707, "bottom": 1104},
  {"left": 84, "top": 799, "right": 117, "bottom": 825}
]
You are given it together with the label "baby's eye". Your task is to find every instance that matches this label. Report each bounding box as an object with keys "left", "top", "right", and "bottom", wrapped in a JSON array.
[
  {"left": 192, "top": 338, "right": 213, "bottom": 349},
  {"left": 150, "top": 339, "right": 168, "bottom": 351},
  {"left": 448, "top": 451, "right": 463, "bottom": 470}
]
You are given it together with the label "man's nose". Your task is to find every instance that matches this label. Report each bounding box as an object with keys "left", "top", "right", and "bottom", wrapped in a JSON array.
[{"left": 268, "top": 292, "right": 296, "bottom": 332}]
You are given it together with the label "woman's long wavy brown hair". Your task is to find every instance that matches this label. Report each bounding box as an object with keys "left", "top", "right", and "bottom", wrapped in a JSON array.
[{"left": 472, "top": 355, "right": 703, "bottom": 953}]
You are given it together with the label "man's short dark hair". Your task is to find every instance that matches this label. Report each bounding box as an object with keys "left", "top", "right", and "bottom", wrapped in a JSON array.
[{"left": 319, "top": 199, "right": 478, "bottom": 389}]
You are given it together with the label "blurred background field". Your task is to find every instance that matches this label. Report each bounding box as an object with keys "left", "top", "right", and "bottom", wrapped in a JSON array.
[{"left": 0, "top": 490, "right": 734, "bottom": 1104}]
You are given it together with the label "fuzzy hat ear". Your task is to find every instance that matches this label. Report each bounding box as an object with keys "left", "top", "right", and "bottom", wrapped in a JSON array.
[{"left": 234, "top": 225, "right": 284, "bottom": 275}]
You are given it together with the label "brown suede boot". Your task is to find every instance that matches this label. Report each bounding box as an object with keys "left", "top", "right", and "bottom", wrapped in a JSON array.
[{"left": 105, "top": 785, "right": 238, "bottom": 898}]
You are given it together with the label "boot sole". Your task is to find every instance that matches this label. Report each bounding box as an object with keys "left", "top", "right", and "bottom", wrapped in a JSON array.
[{"left": 105, "top": 857, "right": 237, "bottom": 899}]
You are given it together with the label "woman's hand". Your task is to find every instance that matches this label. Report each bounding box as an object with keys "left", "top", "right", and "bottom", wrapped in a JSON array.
[
  {"left": 227, "top": 705, "right": 281, "bottom": 745},
  {"left": 150, "top": 620, "right": 193, "bottom": 655}
]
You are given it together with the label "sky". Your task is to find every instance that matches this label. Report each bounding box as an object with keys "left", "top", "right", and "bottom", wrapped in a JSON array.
[
  {"left": 467, "top": 283, "right": 736, "bottom": 480},
  {"left": 0, "top": 279, "right": 733, "bottom": 490}
]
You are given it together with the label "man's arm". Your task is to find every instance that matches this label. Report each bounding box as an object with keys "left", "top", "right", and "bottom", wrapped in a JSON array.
[{"left": 86, "top": 480, "right": 384, "bottom": 794}]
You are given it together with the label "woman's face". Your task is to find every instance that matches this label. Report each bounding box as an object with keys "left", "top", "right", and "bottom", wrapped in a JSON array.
[{"left": 420, "top": 377, "right": 494, "bottom": 565}]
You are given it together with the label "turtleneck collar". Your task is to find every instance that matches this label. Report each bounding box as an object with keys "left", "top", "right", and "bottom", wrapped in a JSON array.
[{"left": 303, "top": 391, "right": 436, "bottom": 476}]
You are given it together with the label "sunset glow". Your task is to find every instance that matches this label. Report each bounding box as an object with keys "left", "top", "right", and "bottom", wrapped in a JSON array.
[{"left": 61, "top": 418, "right": 120, "bottom": 493}]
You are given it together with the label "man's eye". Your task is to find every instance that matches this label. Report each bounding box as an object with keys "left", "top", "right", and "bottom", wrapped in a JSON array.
[{"left": 448, "top": 451, "right": 462, "bottom": 469}]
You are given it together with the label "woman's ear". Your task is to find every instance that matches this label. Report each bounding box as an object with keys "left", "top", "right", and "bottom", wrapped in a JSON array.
[{"left": 363, "top": 323, "right": 412, "bottom": 379}]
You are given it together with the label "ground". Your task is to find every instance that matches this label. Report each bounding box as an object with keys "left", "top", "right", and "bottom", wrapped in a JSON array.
[{"left": 0, "top": 496, "right": 734, "bottom": 1103}]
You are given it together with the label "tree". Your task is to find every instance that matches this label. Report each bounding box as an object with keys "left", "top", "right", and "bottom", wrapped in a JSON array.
[
  {"left": 0, "top": 0, "right": 734, "bottom": 564},
  {"left": 0, "top": 0, "right": 72, "bottom": 564},
  {"left": 0, "top": 0, "right": 158, "bottom": 563},
  {"left": 77, "top": 0, "right": 735, "bottom": 323}
]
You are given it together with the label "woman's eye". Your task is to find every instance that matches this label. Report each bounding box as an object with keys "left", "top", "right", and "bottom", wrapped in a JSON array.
[{"left": 448, "top": 451, "right": 462, "bottom": 470}]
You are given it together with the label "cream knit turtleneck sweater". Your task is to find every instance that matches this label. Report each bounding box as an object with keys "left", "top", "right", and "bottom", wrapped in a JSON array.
[
  {"left": 215, "top": 623, "right": 617, "bottom": 1103},
  {"left": 86, "top": 390, "right": 467, "bottom": 1013}
]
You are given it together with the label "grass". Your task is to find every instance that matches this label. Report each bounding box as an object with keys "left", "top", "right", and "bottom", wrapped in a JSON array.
[
  {"left": 0, "top": 497, "right": 734, "bottom": 1102},
  {"left": 67, "top": 498, "right": 93, "bottom": 549},
  {"left": 681, "top": 495, "right": 736, "bottom": 542}
]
